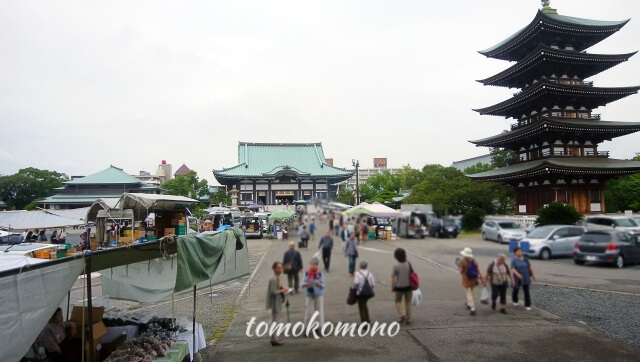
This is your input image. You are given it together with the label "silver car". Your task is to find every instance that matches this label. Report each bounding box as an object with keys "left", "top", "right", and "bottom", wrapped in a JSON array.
[
  {"left": 481, "top": 220, "right": 527, "bottom": 244},
  {"left": 524, "top": 225, "right": 585, "bottom": 260}
]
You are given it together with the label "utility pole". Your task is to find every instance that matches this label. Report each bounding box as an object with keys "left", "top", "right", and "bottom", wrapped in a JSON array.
[{"left": 352, "top": 159, "right": 360, "bottom": 205}]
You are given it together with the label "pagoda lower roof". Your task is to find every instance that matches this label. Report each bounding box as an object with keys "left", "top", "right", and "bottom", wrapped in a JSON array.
[
  {"left": 468, "top": 157, "right": 640, "bottom": 182},
  {"left": 470, "top": 117, "right": 640, "bottom": 148},
  {"left": 480, "top": 10, "right": 629, "bottom": 62},
  {"left": 473, "top": 81, "right": 640, "bottom": 119},
  {"left": 478, "top": 45, "right": 636, "bottom": 89}
]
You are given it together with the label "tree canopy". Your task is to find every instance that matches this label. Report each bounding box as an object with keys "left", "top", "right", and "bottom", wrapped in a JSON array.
[
  {"left": 0, "top": 168, "right": 69, "bottom": 210},
  {"left": 162, "top": 171, "right": 209, "bottom": 199},
  {"left": 605, "top": 153, "right": 640, "bottom": 213},
  {"left": 210, "top": 188, "right": 231, "bottom": 207}
]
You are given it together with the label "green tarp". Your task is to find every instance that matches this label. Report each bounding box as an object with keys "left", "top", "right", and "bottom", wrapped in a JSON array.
[{"left": 174, "top": 228, "right": 245, "bottom": 293}]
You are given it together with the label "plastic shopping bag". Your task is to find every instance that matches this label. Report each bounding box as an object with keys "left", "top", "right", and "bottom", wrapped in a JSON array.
[
  {"left": 412, "top": 289, "right": 422, "bottom": 307},
  {"left": 480, "top": 287, "right": 489, "bottom": 304},
  {"left": 312, "top": 251, "right": 321, "bottom": 261}
]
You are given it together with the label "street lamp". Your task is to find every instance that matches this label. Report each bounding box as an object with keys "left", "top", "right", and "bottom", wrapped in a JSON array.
[{"left": 352, "top": 159, "right": 360, "bottom": 205}]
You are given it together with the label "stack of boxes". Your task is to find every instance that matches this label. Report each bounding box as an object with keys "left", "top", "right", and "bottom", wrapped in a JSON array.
[{"left": 173, "top": 212, "right": 186, "bottom": 236}]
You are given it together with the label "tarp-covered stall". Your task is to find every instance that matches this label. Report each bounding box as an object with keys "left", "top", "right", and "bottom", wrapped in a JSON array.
[{"left": 0, "top": 207, "right": 88, "bottom": 229}]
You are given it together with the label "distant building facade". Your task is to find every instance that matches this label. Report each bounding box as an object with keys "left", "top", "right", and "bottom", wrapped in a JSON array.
[
  {"left": 41, "top": 165, "right": 161, "bottom": 209},
  {"left": 451, "top": 154, "right": 493, "bottom": 171},
  {"left": 213, "top": 142, "right": 354, "bottom": 206},
  {"left": 343, "top": 158, "right": 400, "bottom": 189}
]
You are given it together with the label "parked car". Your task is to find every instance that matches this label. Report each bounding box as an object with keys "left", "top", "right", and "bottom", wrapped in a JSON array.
[
  {"left": 481, "top": 220, "right": 527, "bottom": 244},
  {"left": 393, "top": 211, "right": 432, "bottom": 238},
  {"left": 240, "top": 216, "right": 263, "bottom": 238},
  {"left": 524, "top": 225, "right": 585, "bottom": 260},
  {"left": 584, "top": 216, "right": 640, "bottom": 234},
  {"left": 573, "top": 230, "right": 640, "bottom": 268},
  {"left": 374, "top": 217, "right": 392, "bottom": 237},
  {"left": 429, "top": 218, "right": 459, "bottom": 238}
]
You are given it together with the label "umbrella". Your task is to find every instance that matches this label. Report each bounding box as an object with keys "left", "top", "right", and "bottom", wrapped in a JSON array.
[
  {"left": 246, "top": 203, "right": 261, "bottom": 209},
  {"left": 268, "top": 210, "right": 296, "bottom": 221},
  {"left": 343, "top": 202, "right": 403, "bottom": 218}
]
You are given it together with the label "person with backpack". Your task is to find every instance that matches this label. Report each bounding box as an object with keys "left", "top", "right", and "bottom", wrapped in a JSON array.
[
  {"left": 484, "top": 253, "right": 516, "bottom": 314},
  {"left": 511, "top": 247, "right": 537, "bottom": 311},
  {"left": 459, "top": 247, "right": 484, "bottom": 316},
  {"left": 303, "top": 257, "right": 326, "bottom": 332},
  {"left": 283, "top": 242, "right": 304, "bottom": 294},
  {"left": 353, "top": 260, "right": 375, "bottom": 323},
  {"left": 391, "top": 248, "right": 413, "bottom": 325}
]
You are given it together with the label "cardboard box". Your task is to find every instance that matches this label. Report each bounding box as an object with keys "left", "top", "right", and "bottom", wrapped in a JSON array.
[
  {"left": 69, "top": 306, "right": 108, "bottom": 359},
  {"left": 118, "top": 237, "right": 133, "bottom": 246},
  {"left": 164, "top": 227, "right": 175, "bottom": 236}
]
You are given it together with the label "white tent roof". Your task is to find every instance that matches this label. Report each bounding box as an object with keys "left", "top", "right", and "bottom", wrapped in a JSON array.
[
  {"left": 85, "top": 198, "right": 120, "bottom": 222},
  {"left": 118, "top": 193, "right": 199, "bottom": 211},
  {"left": 0, "top": 255, "right": 48, "bottom": 272},
  {"left": 0, "top": 207, "right": 88, "bottom": 229},
  {"left": 343, "top": 202, "right": 403, "bottom": 218}
]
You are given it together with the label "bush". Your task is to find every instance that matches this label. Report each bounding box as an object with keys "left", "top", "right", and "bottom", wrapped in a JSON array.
[
  {"left": 461, "top": 208, "right": 485, "bottom": 231},
  {"left": 535, "top": 202, "right": 583, "bottom": 226}
]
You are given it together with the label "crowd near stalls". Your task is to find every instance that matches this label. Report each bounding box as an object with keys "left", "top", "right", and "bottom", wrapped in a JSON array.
[{"left": 0, "top": 193, "right": 251, "bottom": 362}]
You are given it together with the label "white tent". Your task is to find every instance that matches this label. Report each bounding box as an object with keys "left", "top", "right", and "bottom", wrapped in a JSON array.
[
  {"left": 0, "top": 207, "right": 89, "bottom": 229},
  {"left": 343, "top": 202, "right": 403, "bottom": 218}
]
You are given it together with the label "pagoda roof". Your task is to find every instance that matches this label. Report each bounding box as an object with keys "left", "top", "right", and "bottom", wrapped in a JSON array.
[
  {"left": 213, "top": 142, "right": 354, "bottom": 183},
  {"left": 470, "top": 117, "right": 640, "bottom": 148},
  {"left": 468, "top": 157, "right": 640, "bottom": 182},
  {"left": 65, "top": 166, "right": 144, "bottom": 185},
  {"left": 479, "top": 10, "right": 629, "bottom": 62},
  {"left": 473, "top": 80, "right": 640, "bottom": 119},
  {"left": 478, "top": 46, "right": 636, "bottom": 89}
]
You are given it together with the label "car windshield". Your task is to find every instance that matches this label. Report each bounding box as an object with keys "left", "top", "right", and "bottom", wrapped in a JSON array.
[
  {"left": 613, "top": 218, "right": 638, "bottom": 227},
  {"left": 443, "top": 219, "right": 456, "bottom": 226},
  {"left": 527, "top": 226, "right": 556, "bottom": 238},
  {"left": 580, "top": 233, "right": 612, "bottom": 243},
  {"left": 498, "top": 222, "right": 520, "bottom": 229}
]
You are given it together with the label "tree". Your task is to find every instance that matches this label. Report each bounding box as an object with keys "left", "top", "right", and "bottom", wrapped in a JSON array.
[
  {"left": 210, "top": 189, "right": 231, "bottom": 206},
  {"left": 336, "top": 186, "right": 355, "bottom": 206},
  {"left": 490, "top": 147, "right": 518, "bottom": 168},
  {"left": 461, "top": 208, "right": 485, "bottom": 231},
  {"left": 359, "top": 171, "right": 402, "bottom": 202},
  {"left": 463, "top": 162, "right": 494, "bottom": 175},
  {"left": 370, "top": 190, "right": 402, "bottom": 204},
  {"left": 162, "top": 171, "right": 209, "bottom": 199},
  {"left": 604, "top": 153, "right": 640, "bottom": 212},
  {"left": 0, "top": 168, "right": 69, "bottom": 210},
  {"left": 535, "top": 202, "right": 583, "bottom": 226}
]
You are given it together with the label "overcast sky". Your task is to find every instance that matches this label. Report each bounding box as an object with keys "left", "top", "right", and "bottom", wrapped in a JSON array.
[{"left": 1, "top": 0, "right": 639, "bottom": 184}]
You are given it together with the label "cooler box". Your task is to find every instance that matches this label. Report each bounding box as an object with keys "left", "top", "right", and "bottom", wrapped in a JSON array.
[
  {"left": 368, "top": 231, "right": 375, "bottom": 240},
  {"left": 508, "top": 241, "right": 530, "bottom": 253},
  {"left": 174, "top": 225, "right": 186, "bottom": 235}
]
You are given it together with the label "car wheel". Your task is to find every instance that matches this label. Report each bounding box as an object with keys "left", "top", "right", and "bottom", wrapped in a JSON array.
[
  {"left": 482, "top": 232, "right": 487, "bottom": 241},
  {"left": 540, "top": 248, "right": 551, "bottom": 260},
  {"left": 435, "top": 231, "right": 440, "bottom": 238},
  {"left": 420, "top": 235, "right": 425, "bottom": 239},
  {"left": 615, "top": 254, "right": 625, "bottom": 268},
  {"left": 497, "top": 235, "right": 503, "bottom": 244},
  {"left": 574, "top": 259, "right": 585, "bottom": 265}
]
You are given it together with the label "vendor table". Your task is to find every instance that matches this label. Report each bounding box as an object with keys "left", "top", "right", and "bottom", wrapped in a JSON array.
[
  {"left": 102, "top": 325, "right": 140, "bottom": 344},
  {"left": 177, "top": 323, "right": 206, "bottom": 361},
  {"left": 153, "top": 341, "right": 189, "bottom": 362}
]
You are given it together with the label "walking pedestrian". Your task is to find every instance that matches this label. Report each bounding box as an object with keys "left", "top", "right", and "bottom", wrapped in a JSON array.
[
  {"left": 391, "top": 248, "right": 413, "bottom": 325},
  {"left": 303, "top": 257, "right": 326, "bottom": 335},
  {"left": 459, "top": 247, "right": 483, "bottom": 316},
  {"left": 344, "top": 232, "right": 359, "bottom": 277},
  {"left": 80, "top": 228, "right": 92, "bottom": 250},
  {"left": 300, "top": 225, "right": 310, "bottom": 248},
  {"left": 318, "top": 230, "right": 334, "bottom": 272},
  {"left": 360, "top": 222, "right": 369, "bottom": 244},
  {"left": 58, "top": 228, "right": 67, "bottom": 244},
  {"left": 266, "top": 262, "right": 289, "bottom": 346},
  {"left": 283, "top": 242, "right": 303, "bottom": 294},
  {"left": 353, "top": 260, "right": 375, "bottom": 323},
  {"left": 484, "top": 254, "right": 515, "bottom": 314},
  {"left": 309, "top": 219, "right": 316, "bottom": 241},
  {"left": 511, "top": 247, "right": 537, "bottom": 311}
]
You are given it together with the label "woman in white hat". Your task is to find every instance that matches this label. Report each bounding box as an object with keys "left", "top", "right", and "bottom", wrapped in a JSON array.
[{"left": 459, "top": 247, "right": 485, "bottom": 316}]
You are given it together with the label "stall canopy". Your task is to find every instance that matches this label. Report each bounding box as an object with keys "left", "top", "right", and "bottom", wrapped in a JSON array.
[
  {"left": 0, "top": 207, "right": 89, "bottom": 229},
  {"left": 100, "top": 229, "right": 250, "bottom": 302},
  {"left": 343, "top": 202, "right": 403, "bottom": 218},
  {"left": 268, "top": 209, "right": 296, "bottom": 222},
  {"left": 117, "top": 193, "right": 199, "bottom": 211},
  {"left": 85, "top": 198, "right": 120, "bottom": 223}
]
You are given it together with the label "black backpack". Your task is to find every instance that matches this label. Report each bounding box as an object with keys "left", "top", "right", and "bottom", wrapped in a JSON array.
[{"left": 358, "top": 271, "right": 375, "bottom": 300}]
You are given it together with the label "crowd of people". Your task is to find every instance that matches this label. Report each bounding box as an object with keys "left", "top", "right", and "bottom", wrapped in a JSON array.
[
  {"left": 266, "top": 209, "right": 539, "bottom": 345},
  {"left": 19, "top": 228, "right": 68, "bottom": 244}
]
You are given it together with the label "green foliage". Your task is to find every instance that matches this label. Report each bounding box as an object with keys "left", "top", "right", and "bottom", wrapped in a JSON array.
[
  {"left": 461, "top": 208, "right": 485, "bottom": 231},
  {"left": 604, "top": 154, "right": 640, "bottom": 213},
  {"left": 490, "top": 147, "right": 518, "bottom": 168},
  {"left": 535, "top": 202, "right": 583, "bottom": 226},
  {"left": 210, "top": 189, "right": 231, "bottom": 207},
  {"left": 0, "top": 168, "right": 69, "bottom": 210},
  {"left": 162, "top": 171, "right": 208, "bottom": 199},
  {"left": 335, "top": 187, "right": 355, "bottom": 206},
  {"left": 370, "top": 190, "right": 402, "bottom": 204},
  {"left": 360, "top": 171, "right": 402, "bottom": 202},
  {"left": 463, "top": 162, "right": 494, "bottom": 175}
]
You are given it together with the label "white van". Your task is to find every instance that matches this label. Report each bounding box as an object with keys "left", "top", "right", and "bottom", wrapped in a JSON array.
[{"left": 584, "top": 216, "right": 640, "bottom": 234}]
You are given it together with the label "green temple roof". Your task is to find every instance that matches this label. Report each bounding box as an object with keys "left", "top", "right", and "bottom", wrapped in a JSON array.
[
  {"left": 65, "top": 165, "right": 145, "bottom": 185},
  {"left": 213, "top": 142, "right": 354, "bottom": 181}
]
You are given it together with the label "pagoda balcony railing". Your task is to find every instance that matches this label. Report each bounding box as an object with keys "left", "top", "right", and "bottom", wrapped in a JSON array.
[
  {"left": 516, "top": 150, "right": 609, "bottom": 162},
  {"left": 514, "top": 79, "right": 594, "bottom": 96},
  {"left": 511, "top": 113, "right": 601, "bottom": 130}
]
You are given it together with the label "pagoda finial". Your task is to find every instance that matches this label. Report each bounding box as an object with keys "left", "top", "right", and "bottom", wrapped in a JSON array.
[{"left": 541, "top": 0, "right": 558, "bottom": 14}]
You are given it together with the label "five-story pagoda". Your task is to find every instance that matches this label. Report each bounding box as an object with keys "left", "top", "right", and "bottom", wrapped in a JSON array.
[{"left": 469, "top": 1, "right": 640, "bottom": 214}]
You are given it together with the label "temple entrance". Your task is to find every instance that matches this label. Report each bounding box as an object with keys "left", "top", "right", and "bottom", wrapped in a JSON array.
[{"left": 275, "top": 191, "right": 294, "bottom": 205}]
